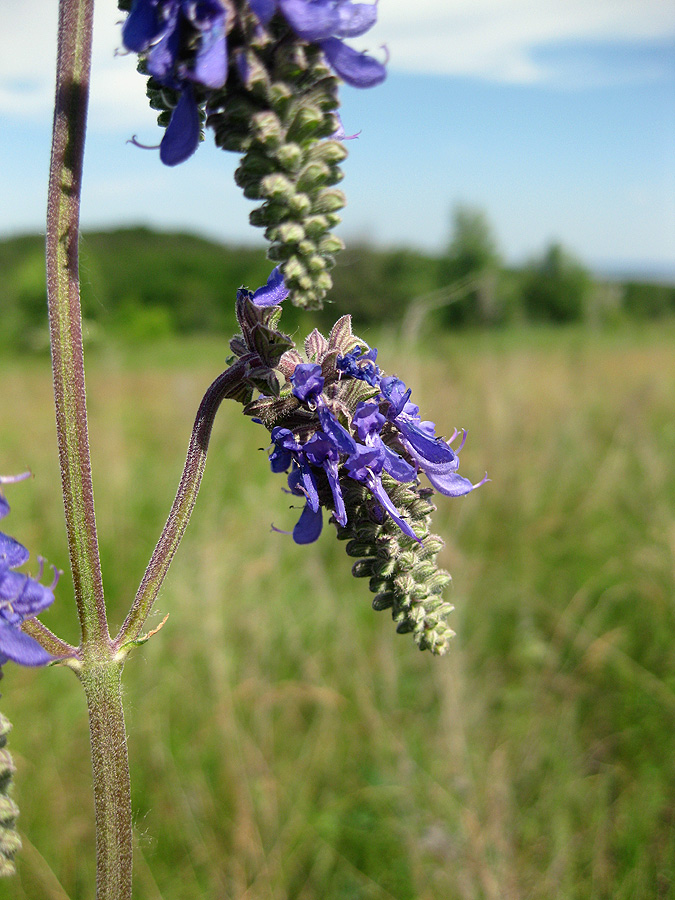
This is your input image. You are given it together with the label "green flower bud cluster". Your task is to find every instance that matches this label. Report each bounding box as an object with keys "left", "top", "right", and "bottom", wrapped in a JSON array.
[
  {"left": 207, "top": 15, "right": 347, "bottom": 309},
  {"left": 121, "top": 0, "right": 348, "bottom": 309},
  {"left": 335, "top": 479, "right": 455, "bottom": 655},
  {"left": 0, "top": 713, "right": 20, "bottom": 877},
  {"left": 227, "top": 294, "right": 460, "bottom": 654}
]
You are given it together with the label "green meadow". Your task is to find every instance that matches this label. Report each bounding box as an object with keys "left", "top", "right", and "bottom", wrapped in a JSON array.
[{"left": 1, "top": 321, "right": 674, "bottom": 899}]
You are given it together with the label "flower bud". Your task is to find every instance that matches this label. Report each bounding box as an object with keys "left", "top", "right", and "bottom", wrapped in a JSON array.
[{"left": 0, "top": 713, "right": 20, "bottom": 876}]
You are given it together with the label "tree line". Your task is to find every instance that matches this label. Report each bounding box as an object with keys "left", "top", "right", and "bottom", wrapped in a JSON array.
[{"left": 1, "top": 214, "right": 673, "bottom": 351}]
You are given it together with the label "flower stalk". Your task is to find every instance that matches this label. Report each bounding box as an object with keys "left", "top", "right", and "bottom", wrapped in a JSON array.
[
  {"left": 46, "top": 1, "right": 133, "bottom": 897},
  {"left": 79, "top": 662, "right": 132, "bottom": 900},
  {"left": 46, "top": 0, "right": 106, "bottom": 646},
  {"left": 115, "top": 361, "right": 250, "bottom": 651}
]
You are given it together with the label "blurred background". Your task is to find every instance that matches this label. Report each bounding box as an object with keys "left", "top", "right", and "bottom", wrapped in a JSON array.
[{"left": 1, "top": 1, "right": 675, "bottom": 898}]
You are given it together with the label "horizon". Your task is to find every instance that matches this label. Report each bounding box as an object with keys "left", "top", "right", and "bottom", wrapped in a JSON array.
[{"left": 2, "top": 222, "right": 673, "bottom": 286}]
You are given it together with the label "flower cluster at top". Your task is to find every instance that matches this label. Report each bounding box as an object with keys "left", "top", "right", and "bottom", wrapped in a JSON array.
[
  {"left": 225, "top": 270, "right": 487, "bottom": 653},
  {"left": 120, "top": 0, "right": 386, "bottom": 309},
  {"left": 0, "top": 474, "right": 59, "bottom": 668},
  {"left": 121, "top": 0, "right": 384, "bottom": 166}
]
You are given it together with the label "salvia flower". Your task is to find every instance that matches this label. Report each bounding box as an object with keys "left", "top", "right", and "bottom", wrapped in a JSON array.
[
  {"left": 226, "top": 282, "right": 487, "bottom": 653},
  {"left": 0, "top": 475, "right": 59, "bottom": 668}
]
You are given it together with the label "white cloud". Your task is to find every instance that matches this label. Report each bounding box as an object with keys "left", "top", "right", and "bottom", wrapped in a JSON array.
[
  {"left": 0, "top": 1, "right": 154, "bottom": 129},
  {"left": 377, "top": 0, "right": 675, "bottom": 83},
  {"left": 0, "top": 3, "right": 57, "bottom": 117},
  {"left": 0, "top": 0, "right": 673, "bottom": 125}
]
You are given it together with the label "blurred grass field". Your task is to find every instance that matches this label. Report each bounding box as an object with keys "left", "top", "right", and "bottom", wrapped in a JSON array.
[{"left": 1, "top": 321, "right": 674, "bottom": 899}]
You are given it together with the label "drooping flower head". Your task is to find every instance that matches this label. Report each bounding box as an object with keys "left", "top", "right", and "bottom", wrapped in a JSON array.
[
  {"left": 225, "top": 274, "right": 488, "bottom": 653},
  {"left": 119, "top": 0, "right": 385, "bottom": 308},
  {"left": 121, "top": 0, "right": 384, "bottom": 163},
  {"left": 0, "top": 475, "right": 59, "bottom": 668}
]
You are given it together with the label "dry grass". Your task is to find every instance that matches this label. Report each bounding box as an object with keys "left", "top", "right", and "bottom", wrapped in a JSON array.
[{"left": 1, "top": 322, "right": 674, "bottom": 899}]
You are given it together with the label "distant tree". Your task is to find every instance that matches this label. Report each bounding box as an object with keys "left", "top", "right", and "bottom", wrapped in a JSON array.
[
  {"left": 438, "top": 205, "right": 502, "bottom": 325},
  {"left": 329, "top": 244, "right": 438, "bottom": 328},
  {"left": 521, "top": 242, "right": 592, "bottom": 323},
  {"left": 622, "top": 281, "right": 675, "bottom": 319},
  {"left": 442, "top": 205, "right": 499, "bottom": 277}
]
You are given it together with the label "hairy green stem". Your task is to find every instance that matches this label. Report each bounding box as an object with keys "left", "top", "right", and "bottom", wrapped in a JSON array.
[
  {"left": 114, "top": 362, "right": 247, "bottom": 650},
  {"left": 80, "top": 661, "right": 133, "bottom": 900},
  {"left": 46, "top": 2, "right": 133, "bottom": 897},
  {"left": 46, "top": 0, "right": 107, "bottom": 645}
]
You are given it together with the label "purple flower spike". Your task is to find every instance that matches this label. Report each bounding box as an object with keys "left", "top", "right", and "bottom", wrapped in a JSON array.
[{"left": 249, "top": 317, "right": 486, "bottom": 555}]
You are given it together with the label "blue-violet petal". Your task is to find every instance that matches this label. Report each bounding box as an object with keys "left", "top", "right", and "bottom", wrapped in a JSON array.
[
  {"left": 320, "top": 38, "right": 386, "bottom": 88},
  {"left": 160, "top": 86, "right": 201, "bottom": 166}
]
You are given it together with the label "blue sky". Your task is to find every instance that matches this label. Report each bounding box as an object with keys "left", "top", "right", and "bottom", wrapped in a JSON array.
[{"left": 1, "top": 0, "right": 674, "bottom": 275}]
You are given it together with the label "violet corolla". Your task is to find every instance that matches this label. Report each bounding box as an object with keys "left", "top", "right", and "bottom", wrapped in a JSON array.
[
  {"left": 0, "top": 475, "right": 59, "bottom": 668},
  {"left": 249, "top": 0, "right": 386, "bottom": 88}
]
